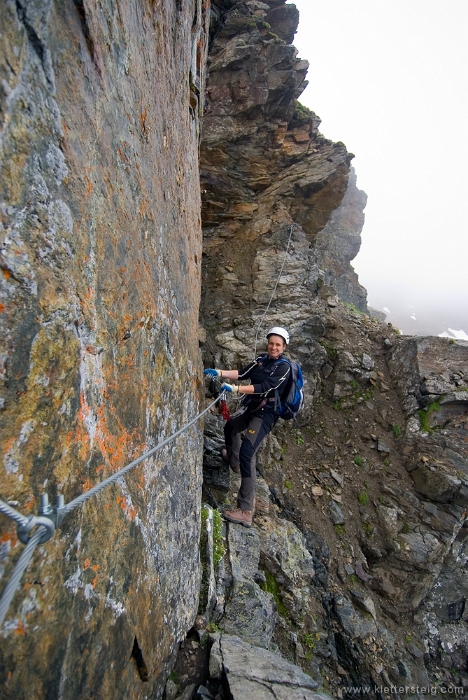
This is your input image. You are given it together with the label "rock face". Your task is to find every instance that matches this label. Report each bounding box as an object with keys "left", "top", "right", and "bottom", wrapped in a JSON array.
[
  {"left": 209, "top": 633, "right": 332, "bottom": 700},
  {"left": 387, "top": 337, "right": 468, "bottom": 670},
  {"left": 200, "top": 0, "right": 367, "bottom": 368},
  {"left": 197, "top": 3, "right": 468, "bottom": 697},
  {"left": 199, "top": 310, "right": 468, "bottom": 698},
  {"left": 0, "top": 1, "right": 209, "bottom": 698},
  {"left": 2, "top": 1, "right": 467, "bottom": 699},
  {"left": 313, "top": 167, "right": 368, "bottom": 311}
]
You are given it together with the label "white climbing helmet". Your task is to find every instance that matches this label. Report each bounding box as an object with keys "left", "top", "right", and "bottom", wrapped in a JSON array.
[{"left": 266, "top": 326, "right": 290, "bottom": 345}]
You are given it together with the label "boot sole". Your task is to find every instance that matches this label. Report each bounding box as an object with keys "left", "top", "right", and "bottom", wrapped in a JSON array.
[{"left": 223, "top": 514, "right": 252, "bottom": 528}]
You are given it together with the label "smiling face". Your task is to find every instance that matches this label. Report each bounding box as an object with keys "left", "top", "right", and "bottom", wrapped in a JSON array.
[{"left": 267, "top": 334, "right": 286, "bottom": 359}]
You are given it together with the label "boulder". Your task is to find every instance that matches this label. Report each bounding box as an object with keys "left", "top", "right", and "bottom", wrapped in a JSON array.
[
  {"left": 411, "top": 466, "right": 461, "bottom": 503},
  {"left": 256, "top": 515, "right": 315, "bottom": 620},
  {"left": 209, "top": 634, "right": 333, "bottom": 700},
  {"left": 333, "top": 595, "right": 376, "bottom": 640},
  {"left": 329, "top": 500, "right": 345, "bottom": 525},
  {"left": 349, "top": 589, "right": 377, "bottom": 620},
  {"left": 222, "top": 522, "right": 276, "bottom": 648}
]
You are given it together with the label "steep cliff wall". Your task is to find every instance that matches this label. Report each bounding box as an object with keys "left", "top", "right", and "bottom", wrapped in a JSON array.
[
  {"left": 197, "top": 2, "right": 468, "bottom": 699},
  {"left": 0, "top": 1, "right": 209, "bottom": 697},
  {"left": 200, "top": 0, "right": 367, "bottom": 370}
]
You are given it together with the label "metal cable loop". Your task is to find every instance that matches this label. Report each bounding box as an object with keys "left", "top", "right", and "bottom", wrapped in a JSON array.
[
  {"left": 17, "top": 515, "right": 55, "bottom": 545},
  {"left": 0, "top": 525, "right": 46, "bottom": 627},
  {"left": 63, "top": 393, "right": 224, "bottom": 514},
  {"left": 0, "top": 500, "right": 30, "bottom": 527},
  {"left": 0, "top": 392, "right": 223, "bottom": 627},
  {"left": 253, "top": 224, "right": 295, "bottom": 357}
]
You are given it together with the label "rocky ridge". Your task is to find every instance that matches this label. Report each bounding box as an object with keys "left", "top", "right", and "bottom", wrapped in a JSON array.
[
  {"left": 192, "top": 2, "right": 468, "bottom": 700},
  {"left": 197, "top": 307, "right": 468, "bottom": 700},
  {"left": 200, "top": 0, "right": 367, "bottom": 368}
]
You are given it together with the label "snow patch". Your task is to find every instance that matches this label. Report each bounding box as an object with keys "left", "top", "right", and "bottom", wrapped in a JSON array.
[{"left": 438, "top": 328, "right": 468, "bottom": 341}]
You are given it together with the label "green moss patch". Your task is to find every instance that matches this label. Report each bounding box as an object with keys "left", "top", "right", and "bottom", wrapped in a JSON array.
[{"left": 259, "top": 569, "right": 289, "bottom": 618}]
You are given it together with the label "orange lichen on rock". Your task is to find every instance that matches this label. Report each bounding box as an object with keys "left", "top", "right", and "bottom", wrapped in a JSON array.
[
  {"left": 82, "top": 479, "right": 93, "bottom": 492},
  {"left": 116, "top": 495, "right": 137, "bottom": 520},
  {"left": 14, "top": 621, "right": 26, "bottom": 636}
]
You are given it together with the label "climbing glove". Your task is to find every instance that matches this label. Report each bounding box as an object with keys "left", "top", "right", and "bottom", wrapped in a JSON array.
[
  {"left": 204, "top": 368, "right": 221, "bottom": 377},
  {"left": 221, "top": 383, "right": 239, "bottom": 394}
]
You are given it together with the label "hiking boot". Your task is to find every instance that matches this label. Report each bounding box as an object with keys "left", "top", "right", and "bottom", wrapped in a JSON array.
[
  {"left": 223, "top": 508, "right": 253, "bottom": 528},
  {"left": 230, "top": 463, "right": 240, "bottom": 474}
]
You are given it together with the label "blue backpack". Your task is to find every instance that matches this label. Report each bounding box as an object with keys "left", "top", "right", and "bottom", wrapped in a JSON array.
[{"left": 276, "top": 358, "right": 304, "bottom": 420}]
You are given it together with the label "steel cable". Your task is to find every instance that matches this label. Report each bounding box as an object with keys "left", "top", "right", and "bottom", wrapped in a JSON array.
[
  {"left": 0, "top": 392, "right": 223, "bottom": 627},
  {"left": 0, "top": 526, "right": 46, "bottom": 627},
  {"left": 59, "top": 392, "right": 223, "bottom": 513},
  {"left": 0, "top": 500, "right": 29, "bottom": 527}
]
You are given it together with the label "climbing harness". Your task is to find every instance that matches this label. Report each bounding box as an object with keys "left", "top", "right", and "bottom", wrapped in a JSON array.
[
  {"left": 0, "top": 391, "right": 225, "bottom": 627},
  {"left": 253, "top": 224, "right": 295, "bottom": 358}
]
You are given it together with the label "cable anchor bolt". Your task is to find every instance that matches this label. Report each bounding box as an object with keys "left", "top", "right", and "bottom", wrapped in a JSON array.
[
  {"left": 16, "top": 493, "right": 67, "bottom": 544},
  {"left": 39, "top": 492, "right": 67, "bottom": 529}
]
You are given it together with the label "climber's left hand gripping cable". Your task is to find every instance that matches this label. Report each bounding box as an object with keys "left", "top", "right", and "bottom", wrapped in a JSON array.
[{"left": 220, "top": 382, "right": 239, "bottom": 395}]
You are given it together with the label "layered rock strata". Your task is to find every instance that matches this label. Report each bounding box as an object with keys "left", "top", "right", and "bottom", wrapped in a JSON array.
[
  {"left": 200, "top": 0, "right": 367, "bottom": 368},
  {"left": 197, "top": 3, "right": 467, "bottom": 696},
  {"left": 0, "top": 1, "right": 209, "bottom": 698}
]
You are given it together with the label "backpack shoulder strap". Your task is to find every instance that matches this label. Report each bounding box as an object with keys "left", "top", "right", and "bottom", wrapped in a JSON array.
[
  {"left": 273, "top": 356, "right": 291, "bottom": 369},
  {"left": 272, "top": 357, "right": 293, "bottom": 409}
]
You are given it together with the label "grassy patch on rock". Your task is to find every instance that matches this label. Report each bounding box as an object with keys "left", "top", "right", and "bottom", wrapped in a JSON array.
[
  {"left": 418, "top": 402, "right": 441, "bottom": 433},
  {"left": 259, "top": 569, "right": 289, "bottom": 618}
]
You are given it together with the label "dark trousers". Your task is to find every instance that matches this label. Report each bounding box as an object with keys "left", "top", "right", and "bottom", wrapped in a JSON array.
[{"left": 224, "top": 408, "right": 278, "bottom": 511}]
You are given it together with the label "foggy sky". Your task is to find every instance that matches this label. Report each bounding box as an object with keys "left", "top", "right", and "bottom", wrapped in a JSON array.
[{"left": 292, "top": 0, "right": 468, "bottom": 336}]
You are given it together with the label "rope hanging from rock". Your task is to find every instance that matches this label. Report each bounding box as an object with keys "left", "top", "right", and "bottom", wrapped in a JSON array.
[
  {"left": 253, "top": 224, "right": 295, "bottom": 358},
  {"left": 0, "top": 392, "right": 225, "bottom": 627}
]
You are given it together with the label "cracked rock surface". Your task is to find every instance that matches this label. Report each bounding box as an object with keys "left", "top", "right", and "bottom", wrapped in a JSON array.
[{"left": 210, "top": 633, "right": 332, "bottom": 700}]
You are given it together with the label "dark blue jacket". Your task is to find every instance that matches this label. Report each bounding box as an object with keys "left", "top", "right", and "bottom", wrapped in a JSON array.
[{"left": 239, "top": 354, "right": 291, "bottom": 415}]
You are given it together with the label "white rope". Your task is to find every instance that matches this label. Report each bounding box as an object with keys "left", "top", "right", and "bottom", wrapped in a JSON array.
[{"left": 253, "top": 224, "right": 295, "bottom": 357}]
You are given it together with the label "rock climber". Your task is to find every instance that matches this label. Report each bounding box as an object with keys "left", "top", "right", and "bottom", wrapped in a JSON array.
[{"left": 204, "top": 327, "right": 291, "bottom": 528}]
